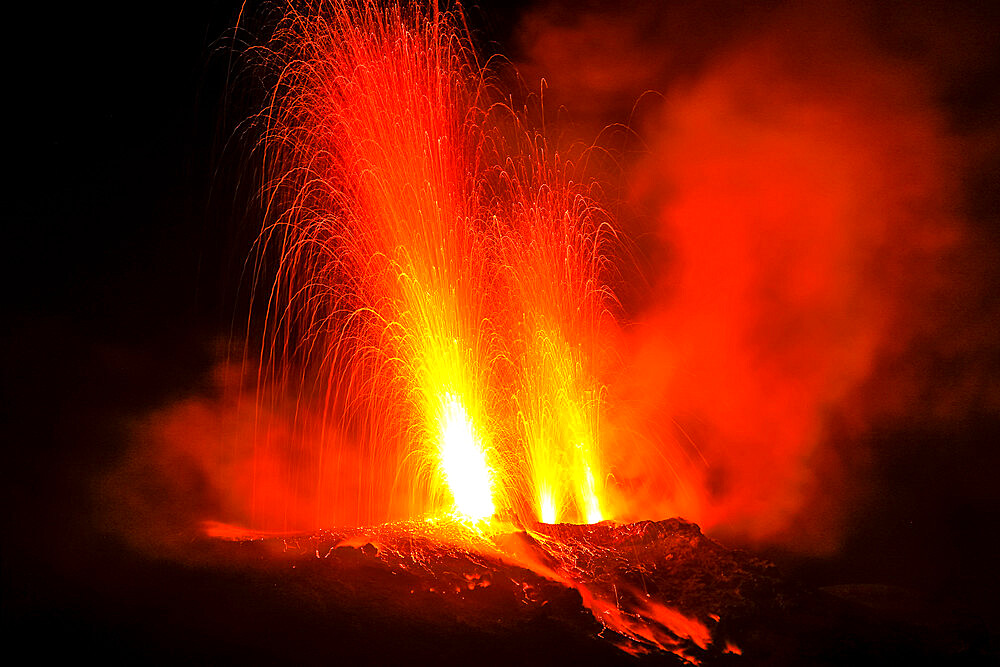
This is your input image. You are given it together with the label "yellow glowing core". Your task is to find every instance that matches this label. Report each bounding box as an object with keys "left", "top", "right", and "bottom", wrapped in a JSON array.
[
  {"left": 539, "top": 488, "right": 557, "bottom": 524},
  {"left": 438, "top": 394, "right": 495, "bottom": 521},
  {"left": 580, "top": 461, "right": 603, "bottom": 524}
]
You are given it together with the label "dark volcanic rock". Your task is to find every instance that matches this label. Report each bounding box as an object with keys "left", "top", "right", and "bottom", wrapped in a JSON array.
[
  {"left": 151, "top": 517, "right": 990, "bottom": 665},
  {"left": 9, "top": 518, "right": 993, "bottom": 665}
]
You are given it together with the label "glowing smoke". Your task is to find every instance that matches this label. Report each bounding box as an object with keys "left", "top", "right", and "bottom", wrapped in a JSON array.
[{"left": 515, "top": 0, "right": 997, "bottom": 553}]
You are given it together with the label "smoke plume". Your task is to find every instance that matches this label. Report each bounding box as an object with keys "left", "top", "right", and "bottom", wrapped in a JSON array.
[{"left": 515, "top": 0, "right": 999, "bottom": 553}]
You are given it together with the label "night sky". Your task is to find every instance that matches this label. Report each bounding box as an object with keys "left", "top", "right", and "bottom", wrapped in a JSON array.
[{"left": 4, "top": 0, "right": 999, "bottom": 660}]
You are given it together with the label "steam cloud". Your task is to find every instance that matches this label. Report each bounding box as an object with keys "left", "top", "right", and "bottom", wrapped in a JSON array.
[{"left": 516, "top": 0, "right": 998, "bottom": 553}]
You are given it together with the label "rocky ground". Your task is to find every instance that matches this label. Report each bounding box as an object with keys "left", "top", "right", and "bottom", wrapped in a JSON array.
[{"left": 9, "top": 517, "right": 989, "bottom": 665}]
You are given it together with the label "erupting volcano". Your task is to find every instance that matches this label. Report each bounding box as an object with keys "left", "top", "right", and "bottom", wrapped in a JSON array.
[
  {"left": 149, "top": 1, "right": 991, "bottom": 663},
  {"left": 226, "top": 0, "right": 734, "bottom": 660},
  {"left": 7, "top": 0, "right": 1000, "bottom": 667},
  {"left": 13, "top": 0, "right": 991, "bottom": 665}
]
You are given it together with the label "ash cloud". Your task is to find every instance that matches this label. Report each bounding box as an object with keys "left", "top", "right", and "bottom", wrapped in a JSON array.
[
  {"left": 514, "top": 0, "right": 1000, "bottom": 553},
  {"left": 98, "top": 355, "right": 371, "bottom": 557}
]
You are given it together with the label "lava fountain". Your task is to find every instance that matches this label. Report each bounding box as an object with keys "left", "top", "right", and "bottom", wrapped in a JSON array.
[{"left": 255, "top": 0, "right": 613, "bottom": 527}]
